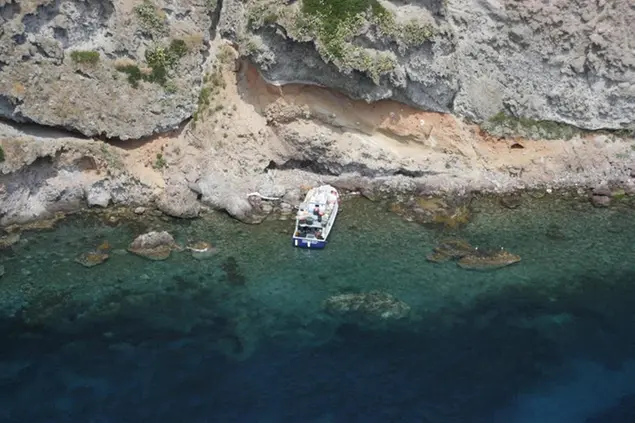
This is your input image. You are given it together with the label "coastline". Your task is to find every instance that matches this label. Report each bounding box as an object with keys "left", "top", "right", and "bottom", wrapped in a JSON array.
[
  {"left": 1, "top": 56, "right": 634, "bottom": 228},
  {"left": 2, "top": 193, "right": 635, "bottom": 354},
  {"left": 2, "top": 187, "right": 635, "bottom": 421},
  {"left": 1, "top": 3, "right": 635, "bottom": 420}
]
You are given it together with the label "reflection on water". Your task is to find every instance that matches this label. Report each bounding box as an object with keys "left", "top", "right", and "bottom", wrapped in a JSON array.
[{"left": 0, "top": 196, "right": 634, "bottom": 422}]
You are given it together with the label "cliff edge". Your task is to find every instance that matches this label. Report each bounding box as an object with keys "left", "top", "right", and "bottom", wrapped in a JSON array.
[{"left": 0, "top": 0, "right": 633, "bottom": 139}]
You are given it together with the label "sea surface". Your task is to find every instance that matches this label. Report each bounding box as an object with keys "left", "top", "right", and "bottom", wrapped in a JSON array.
[{"left": 1, "top": 195, "right": 635, "bottom": 423}]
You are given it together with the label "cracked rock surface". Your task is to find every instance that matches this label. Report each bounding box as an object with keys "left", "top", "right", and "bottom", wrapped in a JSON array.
[{"left": 0, "top": 0, "right": 214, "bottom": 139}]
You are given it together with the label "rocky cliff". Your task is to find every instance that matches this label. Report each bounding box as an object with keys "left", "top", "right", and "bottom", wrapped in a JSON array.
[
  {"left": 223, "top": 0, "right": 635, "bottom": 131},
  {"left": 0, "top": 0, "right": 214, "bottom": 139},
  {"left": 1, "top": 0, "right": 635, "bottom": 227},
  {"left": 0, "top": 0, "right": 633, "bottom": 139}
]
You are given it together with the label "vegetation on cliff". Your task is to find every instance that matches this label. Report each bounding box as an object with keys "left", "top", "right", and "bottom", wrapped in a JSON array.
[
  {"left": 70, "top": 50, "right": 101, "bottom": 65},
  {"left": 134, "top": 0, "right": 168, "bottom": 35},
  {"left": 245, "top": 0, "right": 434, "bottom": 84},
  {"left": 115, "top": 39, "right": 189, "bottom": 89}
]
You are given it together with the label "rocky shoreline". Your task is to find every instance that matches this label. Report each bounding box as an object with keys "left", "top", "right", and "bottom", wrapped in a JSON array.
[
  {"left": 1, "top": 118, "right": 634, "bottom": 230},
  {"left": 1, "top": 54, "right": 634, "bottom": 228},
  {"left": 0, "top": 0, "right": 634, "bottom": 228}
]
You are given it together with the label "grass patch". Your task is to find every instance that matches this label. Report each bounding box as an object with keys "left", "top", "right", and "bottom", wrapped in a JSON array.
[
  {"left": 134, "top": 0, "right": 167, "bottom": 34},
  {"left": 484, "top": 112, "right": 635, "bottom": 140},
  {"left": 300, "top": 0, "right": 385, "bottom": 60},
  {"left": 192, "top": 48, "right": 231, "bottom": 125},
  {"left": 397, "top": 19, "right": 435, "bottom": 46},
  {"left": 145, "top": 40, "right": 188, "bottom": 85},
  {"left": 115, "top": 64, "right": 144, "bottom": 88},
  {"left": 245, "top": 0, "right": 432, "bottom": 82},
  {"left": 216, "top": 44, "right": 235, "bottom": 65},
  {"left": 70, "top": 50, "right": 100, "bottom": 65},
  {"left": 483, "top": 112, "right": 580, "bottom": 140},
  {"left": 0, "top": 145, "right": 5, "bottom": 163},
  {"left": 116, "top": 39, "right": 188, "bottom": 88},
  {"left": 98, "top": 144, "right": 124, "bottom": 172},
  {"left": 153, "top": 153, "right": 167, "bottom": 169}
]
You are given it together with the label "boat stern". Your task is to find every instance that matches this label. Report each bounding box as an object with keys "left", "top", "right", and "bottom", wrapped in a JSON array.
[{"left": 292, "top": 237, "right": 327, "bottom": 249}]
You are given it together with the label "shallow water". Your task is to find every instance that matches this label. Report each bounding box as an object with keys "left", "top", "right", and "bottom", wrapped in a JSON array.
[{"left": 1, "top": 196, "right": 635, "bottom": 422}]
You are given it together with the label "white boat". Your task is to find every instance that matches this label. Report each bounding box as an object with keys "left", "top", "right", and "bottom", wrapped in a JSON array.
[{"left": 292, "top": 185, "right": 340, "bottom": 249}]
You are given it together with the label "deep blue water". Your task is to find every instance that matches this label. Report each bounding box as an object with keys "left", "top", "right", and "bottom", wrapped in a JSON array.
[{"left": 1, "top": 196, "right": 635, "bottom": 422}]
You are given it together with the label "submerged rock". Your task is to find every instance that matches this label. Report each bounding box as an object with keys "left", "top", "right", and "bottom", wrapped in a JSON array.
[
  {"left": 590, "top": 194, "right": 611, "bottom": 208},
  {"left": 0, "top": 233, "right": 20, "bottom": 249},
  {"left": 0, "top": 265, "right": 4, "bottom": 277},
  {"left": 426, "top": 239, "right": 474, "bottom": 263},
  {"left": 428, "top": 239, "right": 520, "bottom": 270},
  {"left": 324, "top": 291, "right": 410, "bottom": 321},
  {"left": 75, "top": 240, "right": 111, "bottom": 267},
  {"left": 389, "top": 196, "right": 471, "bottom": 229},
  {"left": 186, "top": 241, "right": 217, "bottom": 260},
  {"left": 221, "top": 257, "right": 246, "bottom": 285},
  {"left": 128, "top": 231, "right": 176, "bottom": 261},
  {"left": 75, "top": 251, "right": 109, "bottom": 268},
  {"left": 546, "top": 224, "right": 567, "bottom": 240},
  {"left": 457, "top": 250, "right": 521, "bottom": 270},
  {"left": 500, "top": 194, "right": 522, "bottom": 209}
]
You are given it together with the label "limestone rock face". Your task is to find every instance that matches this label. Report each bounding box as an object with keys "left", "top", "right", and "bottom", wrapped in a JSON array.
[
  {"left": 1, "top": 0, "right": 632, "bottom": 138},
  {"left": 0, "top": 0, "right": 214, "bottom": 139},
  {"left": 156, "top": 178, "right": 201, "bottom": 218},
  {"left": 220, "top": 0, "right": 635, "bottom": 131}
]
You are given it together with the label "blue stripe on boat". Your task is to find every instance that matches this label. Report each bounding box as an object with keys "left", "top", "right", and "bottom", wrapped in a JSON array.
[{"left": 292, "top": 237, "right": 327, "bottom": 249}]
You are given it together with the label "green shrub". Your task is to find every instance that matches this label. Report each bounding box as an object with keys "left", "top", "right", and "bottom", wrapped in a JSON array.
[
  {"left": 70, "top": 50, "right": 100, "bottom": 65},
  {"left": 115, "top": 64, "right": 143, "bottom": 88},
  {"left": 169, "top": 39, "right": 188, "bottom": 57},
  {"left": 153, "top": 153, "right": 167, "bottom": 169},
  {"left": 116, "top": 39, "right": 188, "bottom": 88},
  {"left": 145, "top": 40, "right": 189, "bottom": 85},
  {"left": 134, "top": 1, "right": 166, "bottom": 33},
  {"left": 0, "top": 145, "right": 5, "bottom": 163},
  {"left": 300, "top": 0, "right": 386, "bottom": 60}
]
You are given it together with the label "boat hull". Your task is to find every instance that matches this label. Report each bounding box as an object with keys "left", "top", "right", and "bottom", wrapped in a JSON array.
[{"left": 292, "top": 237, "right": 327, "bottom": 249}]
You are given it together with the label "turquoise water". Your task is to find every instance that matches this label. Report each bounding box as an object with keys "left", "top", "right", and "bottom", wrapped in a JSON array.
[{"left": 1, "top": 195, "right": 635, "bottom": 422}]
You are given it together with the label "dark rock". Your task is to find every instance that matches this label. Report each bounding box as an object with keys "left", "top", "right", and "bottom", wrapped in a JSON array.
[
  {"left": 590, "top": 195, "right": 611, "bottom": 207},
  {"left": 546, "top": 223, "right": 567, "bottom": 240},
  {"left": 427, "top": 239, "right": 474, "bottom": 263},
  {"left": 500, "top": 194, "right": 522, "bottom": 209},
  {"left": 389, "top": 196, "right": 471, "bottom": 229},
  {"left": 592, "top": 185, "right": 611, "bottom": 197},
  {"left": 221, "top": 257, "right": 246, "bottom": 285}
]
